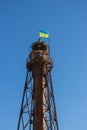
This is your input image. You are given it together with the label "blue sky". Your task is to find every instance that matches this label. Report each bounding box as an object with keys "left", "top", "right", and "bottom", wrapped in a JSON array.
[{"left": 0, "top": 0, "right": 87, "bottom": 130}]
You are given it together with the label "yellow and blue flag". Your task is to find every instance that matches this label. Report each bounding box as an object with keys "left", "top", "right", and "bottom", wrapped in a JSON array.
[{"left": 39, "top": 30, "right": 49, "bottom": 38}]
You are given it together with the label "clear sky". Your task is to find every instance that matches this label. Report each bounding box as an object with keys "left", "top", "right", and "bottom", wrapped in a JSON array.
[{"left": 0, "top": 0, "right": 87, "bottom": 130}]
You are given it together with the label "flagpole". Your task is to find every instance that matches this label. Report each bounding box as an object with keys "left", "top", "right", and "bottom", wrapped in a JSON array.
[
  {"left": 39, "top": 30, "right": 50, "bottom": 54},
  {"left": 48, "top": 35, "right": 50, "bottom": 55}
]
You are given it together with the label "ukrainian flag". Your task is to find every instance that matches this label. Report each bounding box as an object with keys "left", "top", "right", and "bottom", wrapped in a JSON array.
[{"left": 39, "top": 30, "right": 49, "bottom": 38}]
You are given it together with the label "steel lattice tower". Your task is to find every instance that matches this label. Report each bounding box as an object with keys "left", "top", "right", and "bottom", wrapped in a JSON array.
[{"left": 17, "top": 39, "right": 59, "bottom": 130}]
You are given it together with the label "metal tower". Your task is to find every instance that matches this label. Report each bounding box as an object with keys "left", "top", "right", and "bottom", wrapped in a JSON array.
[{"left": 17, "top": 39, "right": 59, "bottom": 130}]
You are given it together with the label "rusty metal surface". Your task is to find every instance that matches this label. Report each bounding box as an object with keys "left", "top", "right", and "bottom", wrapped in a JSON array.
[{"left": 17, "top": 40, "right": 59, "bottom": 130}]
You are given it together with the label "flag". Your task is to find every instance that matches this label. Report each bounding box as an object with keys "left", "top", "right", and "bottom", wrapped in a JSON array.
[{"left": 39, "top": 30, "right": 49, "bottom": 38}]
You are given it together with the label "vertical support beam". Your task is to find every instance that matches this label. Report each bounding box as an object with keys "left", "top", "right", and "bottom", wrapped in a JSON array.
[
  {"left": 32, "top": 64, "right": 46, "bottom": 130},
  {"left": 33, "top": 75, "right": 46, "bottom": 130}
]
